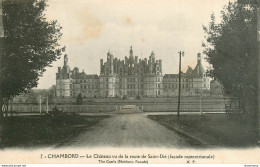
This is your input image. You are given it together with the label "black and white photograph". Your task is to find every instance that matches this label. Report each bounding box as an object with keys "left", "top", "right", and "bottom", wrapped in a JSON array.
[{"left": 0, "top": 0, "right": 259, "bottom": 165}]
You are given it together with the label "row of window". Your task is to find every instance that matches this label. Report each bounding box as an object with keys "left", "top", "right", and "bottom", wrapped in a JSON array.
[
  {"left": 59, "top": 91, "right": 73, "bottom": 96},
  {"left": 164, "top": 83, "right": 208, "bottom": 89},
  {"left": 164, "top": 84, "right": 190, "bottom": 89},
  {"left": 164, "top": 78, "right": 193, "bottom": 82},
  {"left": 126, "top": 84, "right": 145, "bottom": 89},
  {"left": 126, "top": 91, "right": 144, "bottom": 96},
  {"left": 77, "top": 79, "right": 98, "bottom": 83},
  {"left": 80, "top": 85, "right": 99, "bottom": 89},
  {"left": 101, "top": 84, "right": 162, "bottom": 89}
]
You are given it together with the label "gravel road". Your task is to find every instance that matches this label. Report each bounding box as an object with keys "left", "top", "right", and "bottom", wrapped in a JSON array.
[{"left": 62, "top": 113, "right": 191, "bottom": 148}]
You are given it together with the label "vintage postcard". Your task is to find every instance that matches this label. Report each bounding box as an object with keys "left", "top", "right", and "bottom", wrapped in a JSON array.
[{"left": 0, "top": 0, "right": 259, "bottom": 166}]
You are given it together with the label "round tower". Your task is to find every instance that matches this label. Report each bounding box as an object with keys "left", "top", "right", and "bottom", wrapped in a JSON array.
[{"left": 64, "top": 54, "right": 68, "bottom": 66}]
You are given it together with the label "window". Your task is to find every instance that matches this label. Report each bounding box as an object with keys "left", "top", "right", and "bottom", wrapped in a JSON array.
[
  {"left": 106, "top": 84, "right": 108, "bottom": 89},
  {"left": 158, "top": 84, "right": 160, "bottom": 88},
  {"left": 186, "top": 84, "right": 188, "bottom": 88}
]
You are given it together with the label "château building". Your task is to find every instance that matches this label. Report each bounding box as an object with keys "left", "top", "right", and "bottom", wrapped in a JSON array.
[{"left": 56, "top": 46, "right": 210, "bottom": 98}]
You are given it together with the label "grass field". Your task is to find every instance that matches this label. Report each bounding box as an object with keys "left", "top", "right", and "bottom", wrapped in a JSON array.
[
  {"left": 148, "top": 113, "right": 257, "bottom": 147},
  {"left": 1, "top": 114, "right": 109, "bottom": 148}
]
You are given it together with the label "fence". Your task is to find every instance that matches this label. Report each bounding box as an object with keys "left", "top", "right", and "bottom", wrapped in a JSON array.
[
  {"left": 9, "top": 101, "right": 225, "bottom": 113},
  {"left": 9, "top": 104, "right": 117, "bottom": 113}
]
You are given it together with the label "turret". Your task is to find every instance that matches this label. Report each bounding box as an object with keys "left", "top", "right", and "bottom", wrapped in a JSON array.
[
  {"left": 197, "top": 53, "right": 201, "bottom": 64},
  {"left": 159, "top": 59, "right": 162, "bottom": 73},
  {"left": 110, "top": 54, "right": 114, "bottom": 74},
  {"left": 100, "top": 59, "right": 103, "bottom": 74},
  {"left": 107, "top": 51, "right": 111, "bottom": 61},
  {"left": 151, "top": 51, "right": 155, "bottom": 64},
  {"left": 64, "top": 54, "right": 68, "bottom": 66},
  {"left": 129, "top": 46, "right": 133, "bottom": 58},
  {"left": 135, "top": 56, "right": 138, "bottom": 65}
]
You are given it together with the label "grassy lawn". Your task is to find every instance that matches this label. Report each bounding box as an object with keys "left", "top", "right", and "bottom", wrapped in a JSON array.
[
  {"left": 148, "top": 113, "right": 257, "bottom": 147},
  {"left": 2, "top": 114, "right": 109, "bottom": 148}
]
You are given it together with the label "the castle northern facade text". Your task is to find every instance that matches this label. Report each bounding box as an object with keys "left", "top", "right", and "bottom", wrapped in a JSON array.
[{"left": 56, "top": 47, "right": 210, "bottom": 98}]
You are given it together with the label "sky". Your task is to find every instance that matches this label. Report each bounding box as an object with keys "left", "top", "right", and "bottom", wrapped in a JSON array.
[{"left": 36, "top": 0, "right": 233, "bottom": 89}]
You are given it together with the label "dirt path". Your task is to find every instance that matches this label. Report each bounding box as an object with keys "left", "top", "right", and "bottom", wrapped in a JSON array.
[{"left": 62, "top": 113, "right": 191, "bottom": 148}]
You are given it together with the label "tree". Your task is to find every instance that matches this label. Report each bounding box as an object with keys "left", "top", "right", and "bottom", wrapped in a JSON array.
[
  {"left": 25, "top": 90, "right": 38, "bottom": 104},
  {"left": 47, "top": 85, "right": 56, "bottom": 104},
  {"left": 0, "top": 0, "right": 64, "bottom": 117},
  {"left": 76, "top": 93, "right": 83, "bottom": 105},
  {"left": 202, "top": 0, "right": 258, "bottom": 116}
]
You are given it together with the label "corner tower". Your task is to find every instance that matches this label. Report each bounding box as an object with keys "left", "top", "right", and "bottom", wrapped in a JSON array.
[{"left": 56, "top": 54, "right": 73, "bottom": 98}]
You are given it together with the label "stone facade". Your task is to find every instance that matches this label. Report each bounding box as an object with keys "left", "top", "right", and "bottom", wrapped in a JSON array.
[
  {"left": 163, "top": 53, "right": 210, "bottom": 96},
  {"left": 99, "top": 46, "right": 163, "bottom": 97},
  {"left": 56, "top": 47, "right": 210, "bottom": 98}
]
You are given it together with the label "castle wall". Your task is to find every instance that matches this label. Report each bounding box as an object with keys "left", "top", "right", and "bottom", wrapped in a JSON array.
[
  {"left": 56, "top": 79, "right": 72, "bottom": 97},
  {"left": 56, "top": 49, "right": 211, "bottom": 98}
]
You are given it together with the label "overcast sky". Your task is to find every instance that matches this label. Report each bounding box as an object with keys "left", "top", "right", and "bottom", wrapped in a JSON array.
[{"left": 36, "top": 0, "right": 233, "bottom": 89}]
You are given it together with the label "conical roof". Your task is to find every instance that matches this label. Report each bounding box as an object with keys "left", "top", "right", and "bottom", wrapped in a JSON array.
[{"left": 192, "top": 63, "right": 205, "bottom": 78}]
